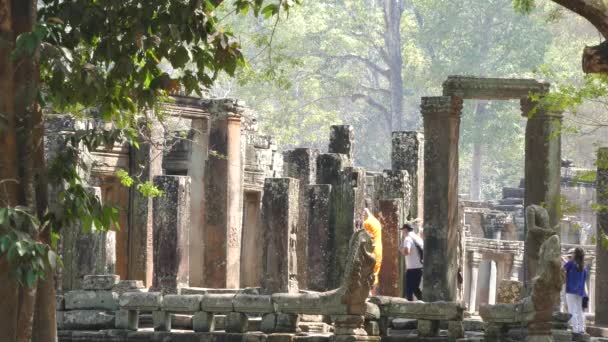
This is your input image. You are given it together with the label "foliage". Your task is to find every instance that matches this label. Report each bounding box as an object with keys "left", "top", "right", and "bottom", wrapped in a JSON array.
[
  {"left": 1, "top": 0, "right": 299, "bottom": 288},
  {"left": 0, "top": 207, "right": 58, "bottom": 287}
]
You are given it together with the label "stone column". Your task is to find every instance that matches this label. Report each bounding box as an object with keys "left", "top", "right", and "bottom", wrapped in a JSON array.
[
  {"left": 261, "top": 178, "right": 299, "bottom": 294},
  {"left": 521, "top": 99, "right": 562, "bottom": 227},
  {"left": 596, "top": 147, "right": 608, "bottom": 326},
  {"left": 380, "top": 170, "right": 412, "bottom": 224},
  {"left": 307, "top": 184, "right": 332, "bottom": 291},
  {"left": 152, "top": 176, "right": 191, "bottom": 293},
  {"left": 61, "top": 187, "right": 117, "bottom": 290},
  {"left": 590, "top": 260, "right": 596, "bottom": 314},
  {"left": 328, "top": 125, "right": 355, "bottom": 159},
  {"left": 421, "top": 96, "right": 463, "bottom": 302},
  {"left": 391, "top": 131, "right": 424, "bottom": 221},
  {"left": 283, "top": 148, "right": 319, "bottom": 288},
  {"left": 510, "top": 254, "right": 523, "bottom": 281},
  {"left": 329, "top": 167, "right": 366, "bottom": 290},
  {"left": 488, "top": 260, "right": 497, "bottom": 305},
  {"left": 468, "top": 252, "right": 481, "bottom": 313},
  {"left": 203, "top": 114, "right": 243, "bottom": 288},
  {"left": 128, "top": 119, "right": 164, "bottom": 287},
  {"left": 377, "top": 199, "right": 403, "bottom": 297},
  {"left": 188, "top": 117, "right": 210, "bottom": 287}
]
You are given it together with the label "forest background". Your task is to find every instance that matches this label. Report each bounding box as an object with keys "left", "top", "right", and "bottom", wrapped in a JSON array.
[{"left": 211, "top": 0, "right": 607, "bottom": 201}]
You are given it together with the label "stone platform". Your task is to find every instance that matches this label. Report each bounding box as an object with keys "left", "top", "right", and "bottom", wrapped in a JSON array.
[{"left": 58, "top": 330, "right": 338, "bottom": 342}]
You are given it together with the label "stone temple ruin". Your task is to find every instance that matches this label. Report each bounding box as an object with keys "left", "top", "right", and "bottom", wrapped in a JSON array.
[{"left": 50, "top": 76, "right": 608, "bottom": 342}]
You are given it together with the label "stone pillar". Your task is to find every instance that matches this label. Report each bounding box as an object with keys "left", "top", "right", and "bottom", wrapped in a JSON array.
[
  {"left": 152, "top": 176, "right": 191, "bottom": 293},
  {"left": 328, "top": 125, "right": 355, "bottom": 159},
  {"left": 283, "top": 148, "right": 319, "bottom": 288},
  {"left": 596, "top": 147, "right": 608, "bottom": 326},
  {"left": 421, "top": 96, "right": 463, "bottom": 302},
  {"left": 380, "top": 170, "right": 412, "bottom": 224},
  {"left": 261, "top": 178, "right": 299, "bottom": 294},
  {"left": 510, "top": 254, "right": 523, "bottom": 281},
  {"left": 128, "top": 119, "right": 164, "bottom": 287},
  {"left": 377, "top": 199, "right": 403, "bottom": 297},
  {"left": 188, "top": 117, "right": 210, "bottom": 287},
  {"left": 468, "top": 252, "right": 481, "bottom": 313},
  {"left": 307, "top": 184, "right": 332, "bottom": 291},
  {"left": 488, "top": 260, "right": 497, "bottom": 305},
  {"left": 61, "top": 187, "right": 116, "bottom": 290},
  {"left": 590, "top": 260, "right": 596, "bottom": 314},
  {"left": 203, "top": 114, "right": 243, "bottom": 288},
  {"left": 521, "top": 99, "right": 562, "bottom": 227},
  {"left": 329, "top": 167, "right": 366, "bottom": 289},
  {"left": 391, "top": 131, "right": 424, "bottom": 221}
]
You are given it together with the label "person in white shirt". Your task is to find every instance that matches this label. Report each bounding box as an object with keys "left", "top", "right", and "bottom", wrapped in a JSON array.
[{"left": 400, "top": 223, "right": 424, "bottom": 301}]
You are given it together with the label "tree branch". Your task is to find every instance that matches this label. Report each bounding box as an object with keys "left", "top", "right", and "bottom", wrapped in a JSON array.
[{"left": 551, "top": 0, "right": 608, "bottom": 38}]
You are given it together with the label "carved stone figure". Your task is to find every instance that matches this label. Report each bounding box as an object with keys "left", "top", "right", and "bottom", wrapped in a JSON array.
[
  {"left": 524, "top": 205, "right": 559, "bottom": 284},
  {"left": 528, "top": 235, "right": 565, "bottom": 342}
]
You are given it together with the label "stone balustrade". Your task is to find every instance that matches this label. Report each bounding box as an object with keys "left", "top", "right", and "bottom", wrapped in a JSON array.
[{"left": 369, "top": 296, "right": 465, "bottom": 341}]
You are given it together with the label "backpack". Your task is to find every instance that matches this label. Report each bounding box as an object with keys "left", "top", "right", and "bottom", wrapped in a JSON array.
[{"left": 413, "top": 238, "right": 424, "bottom": 264}]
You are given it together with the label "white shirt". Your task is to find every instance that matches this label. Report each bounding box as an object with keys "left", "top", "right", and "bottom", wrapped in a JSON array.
[{"left": 402, "top": 232, "right": 424, "bottom": 270}]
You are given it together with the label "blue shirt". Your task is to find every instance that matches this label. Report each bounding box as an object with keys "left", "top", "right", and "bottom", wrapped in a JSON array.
[{"left": 564, "top": 260, "right": 588, "bottom": 297}]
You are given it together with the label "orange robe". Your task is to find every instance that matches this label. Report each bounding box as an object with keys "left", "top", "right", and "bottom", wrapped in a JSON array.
[{"left": 363, "top": 214, "right": 383, "bottom": 286}]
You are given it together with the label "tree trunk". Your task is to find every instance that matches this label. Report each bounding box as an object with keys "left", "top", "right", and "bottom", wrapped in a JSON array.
[
  {"left": 12, "top": 1, "right": 56, "bottom": 341},
  {"left": 469, "top": 101, "right": 487, "bottom": 201},
  {"left": 1, "top": 1, "right": 56, "bottom": 341},
  {"left": 582, "top": 40, "right": 608, "bottom": 74},
  {"left": 383, "top": 0, "right": 405, "bottom": 131}
]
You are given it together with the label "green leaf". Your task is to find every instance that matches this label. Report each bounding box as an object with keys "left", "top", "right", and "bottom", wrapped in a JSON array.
[
  {"left": 15, "top": 241, "right": 26, "bottom": 256},
  {"left": 262, "top": 4, "right": 279, "bottom": 18},
  {"left": 171, "top": 46, "right": 190, "bottom": 69}
]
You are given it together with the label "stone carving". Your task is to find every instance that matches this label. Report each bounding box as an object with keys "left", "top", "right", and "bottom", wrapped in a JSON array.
[
  {"left": 528, "top": 235, "right": 564, "bottom": 341},
  {"left": 479, "top": 235, "right": 564, "bottom": 342},
  {"left": 525, "top": 205, "right": 559, "bottom": 284},
  {"left": 272, "top": 228, "right": 376, "bottom": 316}
]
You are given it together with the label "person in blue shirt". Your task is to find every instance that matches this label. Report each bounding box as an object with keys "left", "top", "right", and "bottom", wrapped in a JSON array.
[{"left": 563, "top": 247, "right": 589, "bottom": 334}]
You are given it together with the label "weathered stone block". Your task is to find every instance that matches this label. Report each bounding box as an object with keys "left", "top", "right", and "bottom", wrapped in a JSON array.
[
  {"left": 448, "top": 321, "right": 464, "bottom": 341},
  {"left": 81, "top": 274, "right": 120, "bottom": 290},
  {"left": 365, "top": 321, "right": 380, "bottom": 336},
  {"left": 64, "top": 290, "right": 119, "bottom": 310},
  {"left": 119, "top": 292, "right": 162, "bottom": 310},
  {"left": 63, "top": 310, "right": 115, "bottom": 330},
  {"left": 57, "top": 311, "right": 65, "bottom": 330},
  {"left": 418, "top": 320, "right": 440, "bottom": 337},
  {"left": 328, "top": 125, "right": 355, "bottom": 158},
  {"left": 56, "top": 295, "right": 65, "bottom": 310},
  {"left": 261, "top": 178, "right": 299, "bottom": 294},
  {"left": 226, "top": 312, "right": 249, "bottom": 333},
  {"left": 233, "top": 294, "right": 274, "bottom": 313},
  {"left": 497, "top": 280, "right": 522, "bottom": 304},
  {"left": 370, "top": 297, "right": 464, "bottom": 321},
  {"left": 307, "top": 184, "right": 332, "bottom": 292},
  {"left": 275, "top": 313, "right": 300, "bottom": 333},
  {"left": 334, "top": 315, "right": 366, "bottom": 336},
  {"left": 162, "top": 294, "right": 203, "bottom": 312},
  {"left": 377, "top": 199, "right": 403, "bottom": 297},
  {"left": 152, "top": 175, "right": 191, "bottom": 294},
  {"left": 152, "top": 310, "right": 171, "bottom": 331},
  {"left": 112, "top": 280, "right": 145, "bottom": 295},
  {"left": 283, "top": 148, "right": 319, "bottom": 289},
  {"left": 201, "top": 294, "right": 235, "bottom": 313},
  {"left": 261, "top": 313, "right": 278, "bottom": 333},
  {"left": 115, "top": 309, "right": 138, "bottom": 330},
  {"left": 193, "top": 311, "right": 215, "bottom": 332}
]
